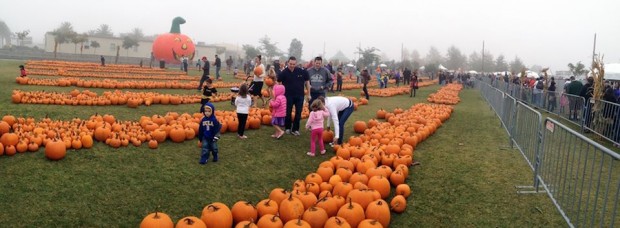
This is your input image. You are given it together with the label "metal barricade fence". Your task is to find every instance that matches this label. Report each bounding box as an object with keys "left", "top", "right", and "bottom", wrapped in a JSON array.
[
  {"left": 555, "top": 92, "right": 586, "bottom": 127},
  {"left": 539, "top": 118, "right": 620, "bottom": 227},
  {"left": 583, "top": 99, "right": 620, "bottom": 145},
  {"left": 500, "top": 94, "right": 517, "bottom": 136},
  {"left": 511, "top": 101, "right": 544, "bottom": 172},
  {"left": 489, "top": 87, "right": 505, "bottom": 116},
  {"left": 477, "top": 80, "right": 620, "bottom": 227}
]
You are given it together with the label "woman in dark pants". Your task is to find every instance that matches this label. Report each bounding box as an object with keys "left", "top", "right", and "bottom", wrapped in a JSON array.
[{"left": 361, "top": 69, "right": 370, "bottom": 100}]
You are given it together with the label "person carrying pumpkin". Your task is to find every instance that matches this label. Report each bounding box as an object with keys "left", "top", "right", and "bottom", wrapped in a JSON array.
[
  {"left": 320, "top": 96, "right": 354, "bottom": 146},
  {"left": 269, "top": 84, "right": 287, "bottom": 139},
  {"left": 305, "top": 99, "right": 330, "bottom": 156},
  {"left": 250, "top": 55, "right": 266, "bottom": 108},
  {"left": 265, "top": 65, "right": 277, "bottom": 103},
  {"left": 198, "top": 102, "right": 221, "bottom": 164}
]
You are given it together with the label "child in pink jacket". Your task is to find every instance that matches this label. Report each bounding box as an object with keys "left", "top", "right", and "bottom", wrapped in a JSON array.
[
  {"left": 305, "top": 99, "right": 330, "bottom": 156},
  {"left": 269, "top": 85, "right": 287, "bottom": 139}
]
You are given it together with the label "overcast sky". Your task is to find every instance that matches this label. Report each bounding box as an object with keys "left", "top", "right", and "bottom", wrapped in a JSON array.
[{"left": 1, "top": 0, "right": 619, "bottom": 71}]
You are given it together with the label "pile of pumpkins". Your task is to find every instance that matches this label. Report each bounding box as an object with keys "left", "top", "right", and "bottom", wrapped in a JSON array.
[
  {"left": 140, "top": 102, "right": 455, "bottom": 228},
  {"left": 427, "top": 84, "right": 462, "bottom": 105},
  {"left": 11, "top": 89, "right": 235, "bottom": 107}
]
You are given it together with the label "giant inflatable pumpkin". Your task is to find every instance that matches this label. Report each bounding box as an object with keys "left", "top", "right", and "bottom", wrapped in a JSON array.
[{"left": 152, "top": 17, "right": 196, "bottom": 64}]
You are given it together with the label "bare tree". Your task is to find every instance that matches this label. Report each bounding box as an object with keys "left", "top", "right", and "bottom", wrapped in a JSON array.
[{"left": 15, "top": 30, "right": 30, "bottom": 46}]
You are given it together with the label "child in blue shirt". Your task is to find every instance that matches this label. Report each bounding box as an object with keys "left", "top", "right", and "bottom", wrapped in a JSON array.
[{"left": 197, "top": 102, "right": 221, "bottom": 164}]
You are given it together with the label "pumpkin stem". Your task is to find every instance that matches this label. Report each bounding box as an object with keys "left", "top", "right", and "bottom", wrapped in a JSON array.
[
  {"left": 170, "top": 17, "right": 186, "bottom": 34},
  {"left": 184, "top": 218, "right": 194, "bottom": 225}
]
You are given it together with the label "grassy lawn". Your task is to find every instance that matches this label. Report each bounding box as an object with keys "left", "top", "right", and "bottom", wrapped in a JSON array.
[{"left": 0, "top": 59, "right": 566, "bottom": 227}]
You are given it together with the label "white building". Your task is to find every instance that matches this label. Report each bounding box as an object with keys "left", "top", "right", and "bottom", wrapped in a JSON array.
[{"left": 44, "top": 33, "right": 222, "bottom": 61}]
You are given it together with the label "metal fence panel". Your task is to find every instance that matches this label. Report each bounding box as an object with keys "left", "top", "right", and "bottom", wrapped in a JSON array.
[
  {"left": 539, "top": 118, "right": 620, "bottom": 227},
  {"left": 500, "top": 94, "right": 517, "bottom": 133},
  {"left": 582, "top": 99, "right": 620, "bottom": 145},
  {"left": 511, "top": 101, "right": 544, "bottom": 171}
]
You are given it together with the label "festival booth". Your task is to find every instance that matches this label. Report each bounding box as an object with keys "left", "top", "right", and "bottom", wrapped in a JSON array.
[{"left": 605, "top": 63, "right": 620, "bottom": 81}]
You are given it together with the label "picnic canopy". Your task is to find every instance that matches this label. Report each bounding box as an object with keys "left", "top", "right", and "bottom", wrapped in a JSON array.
[{"left": 605, "top": 63, "right": 620, "bottom": 80}]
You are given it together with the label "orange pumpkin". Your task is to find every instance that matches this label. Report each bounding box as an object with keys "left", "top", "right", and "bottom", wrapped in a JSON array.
[
  {"left": 140, "top": 212, "right": 173, "bottom": 228},
  {"left": 353, "top": 121, "right": 367, "bottom": 134},
  {"left": 45, "top": 139, "right": 66, "bottom": 161},
  {"left": 231, "top": 201, "right": 258, "bottom": 225},
  {"left": 256, "top": 214, "right": 283, "bottom": 228},
  {"left": 254, "top": 67, "right": 264, "bottom": 76},
  {"left": 256, "top": 199, "right": 279, "bottom": 218},
  {"left": 279, "top": 194, "right": 305, "bottom": 223},
  {"left": 390, "top": 195, "right": 407, "bottom": 213},
  {"left": 302, "top": 206, "right": 328, "bottom": 228},
  {"left": 364, "top": 200, "right": 391, "bottom": 227},
  {"left": 201, "top": 202, "right": 233, "bottom": 228},
  {"left": 336, "top": 200, "right": 365, "bottom": 228},
  {"left": 396, "top": 184, "right": 411, "bottom": 198},
  {"left": 175, "top": 216, "right": 206, "bottom": 228},
  {"left": 324, "top": 216, "right": 351, "bottom": 228}
]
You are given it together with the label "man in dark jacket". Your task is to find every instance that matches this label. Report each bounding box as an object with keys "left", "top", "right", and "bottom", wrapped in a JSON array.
[
  {"left": 213, "top": 55, "right": 222, "bottom": 80},
  {"left": 198, "top": 57, "right": 210, "bottom": 90},
  {"left": 565, "top": 76, "right": 584, "bottom": 120},
  {"left": 403, "top": 68, "right": 411, "bottom": 86},
  {"left": 581, "top": 77, "right": 594, "bottom": 129}
]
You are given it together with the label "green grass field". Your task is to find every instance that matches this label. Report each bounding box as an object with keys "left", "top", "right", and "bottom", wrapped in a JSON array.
[{"left": 0, "top": 59, "right": 566, "bottom": 227}]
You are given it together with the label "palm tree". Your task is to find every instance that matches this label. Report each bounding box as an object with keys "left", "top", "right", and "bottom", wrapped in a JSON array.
[
  {"left": 90, "top": 41, "right": 100, "bottom": 54},
  {"left": 95, "top": 24, "right": 113, "bottom": 37},
  {"left": 122, "top": 36, "right": 139, "bottom": 57},
  {"left": 71, "top": 33, "right": 88, "bottom": 54},
  {"left": 51, "top": 22, "right": 77, "bottom": 58},
  {"left": 0, "top": 20, "right": 12, "bottom": 47}
]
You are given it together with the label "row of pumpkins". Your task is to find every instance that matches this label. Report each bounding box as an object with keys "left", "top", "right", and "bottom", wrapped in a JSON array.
[
  {"left": 140, "top": 102, "right": 456, "bottom": 228},
  {"left": 0, "top": 96, "right": 369, "bottom": 159},
  {"left": 10, "top": 87, "right": 373, "bottom": 109},
  {"left": 11, "top": 89, "right": 232, "bottom": 107},
  {"left": 427, "top": 84, "right": 463, "bottom": 105},
  {"left": 361, "top": 79, "right": 437, "bottom": 97},
  {"left": 26, "top": 60, "right": 187, "bottom": 78},
  {"left": 16, "top": 77, "right": 266, "bottom": 90}
]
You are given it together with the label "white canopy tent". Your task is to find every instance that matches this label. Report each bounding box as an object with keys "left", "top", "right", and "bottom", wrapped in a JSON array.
[
  {"left": 605, "top": 63, "right": 620, "bottom": 80},
  {"left": 517, "top": 71, "right": 540, "bottom": 78},
  {"left": 438, "top": 64, "right": 448, "bottom": 71}
]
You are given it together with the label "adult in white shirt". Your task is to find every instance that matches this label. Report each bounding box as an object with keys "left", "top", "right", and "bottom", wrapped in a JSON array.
[
  {"left": 250, "top": 55, "right": 266, "bottom": 108},
  {"left": 319, "top": 96, "right": 354, "bottom": 145}
]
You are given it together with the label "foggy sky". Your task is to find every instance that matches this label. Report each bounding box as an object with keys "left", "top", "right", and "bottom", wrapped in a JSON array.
[{"left": 1, "top": 0, "right": 619, "bottom": 71}]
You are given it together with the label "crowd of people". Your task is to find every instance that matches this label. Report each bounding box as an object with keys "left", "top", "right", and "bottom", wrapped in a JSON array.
[
  {"left": 492, "top": 73, "right": 620, "bottom": 148},
  {"left": 196, "top": 55, "right": 370, "bottom": 164}
]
